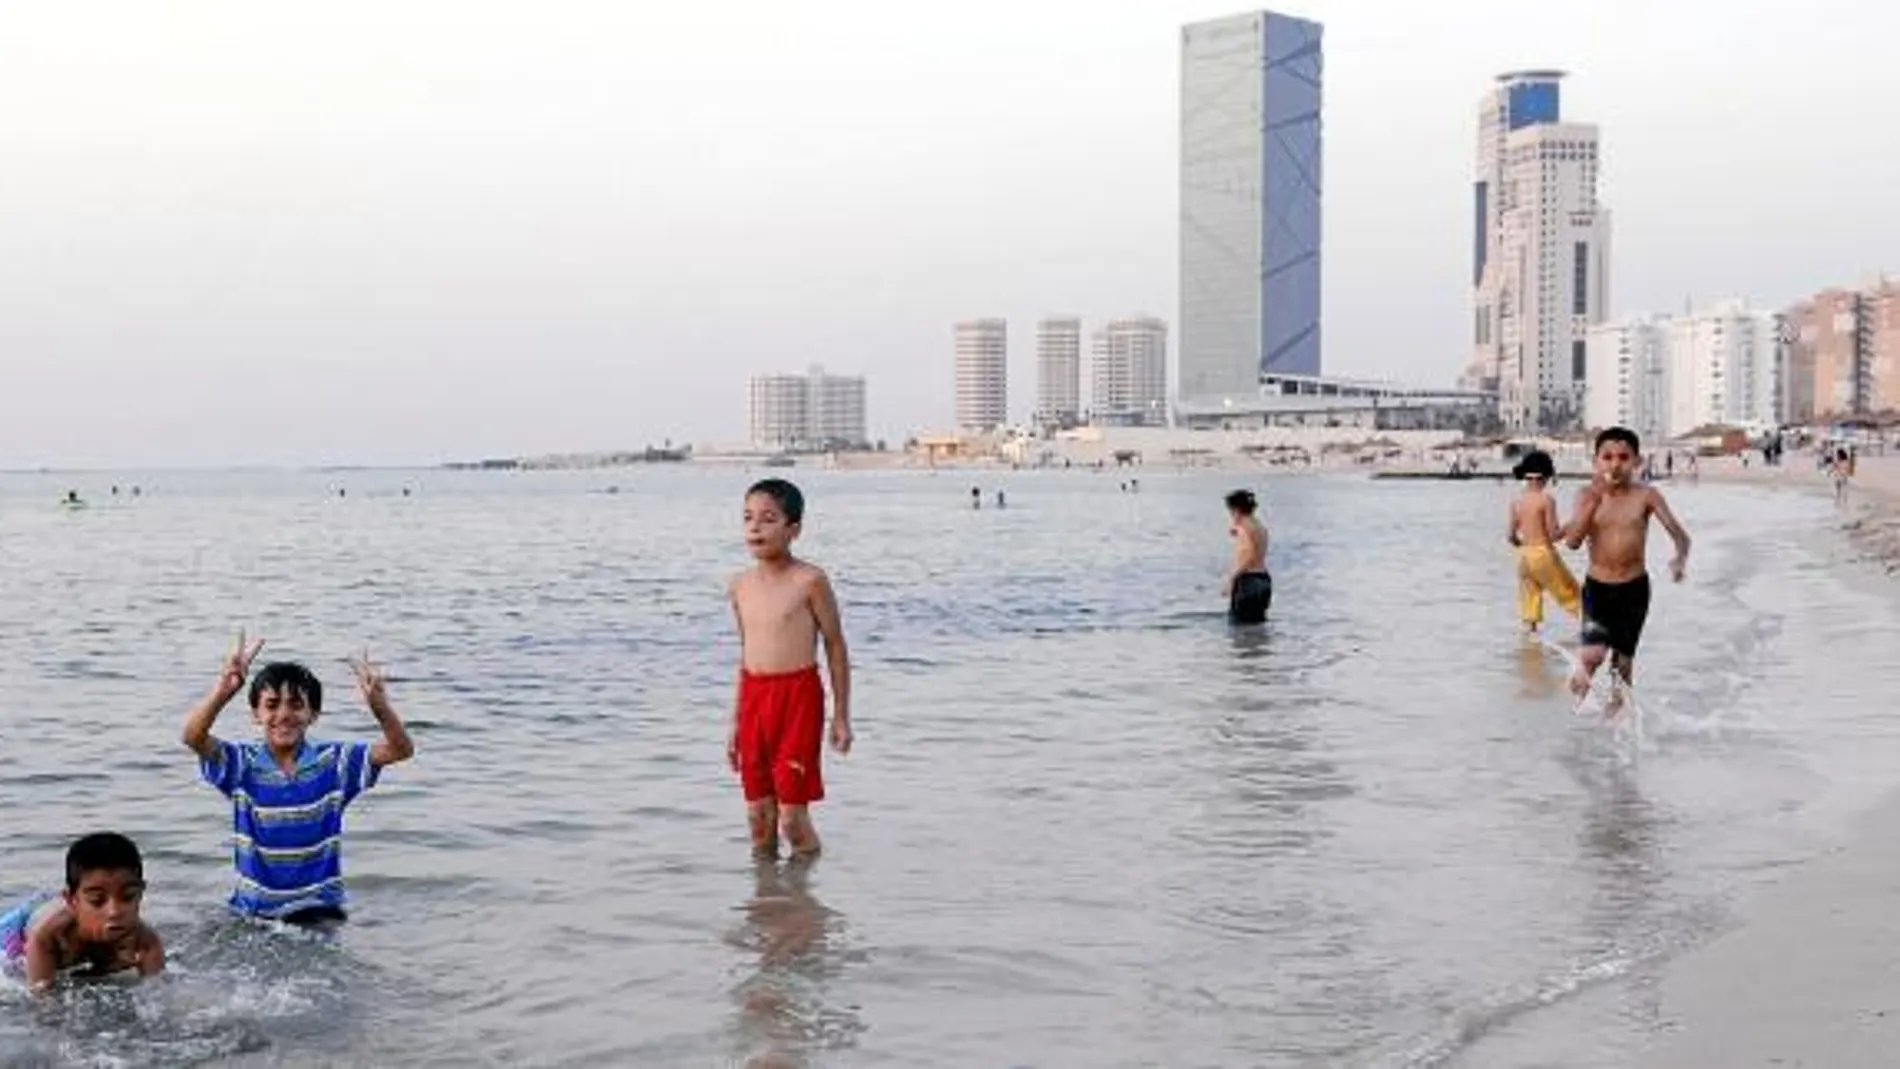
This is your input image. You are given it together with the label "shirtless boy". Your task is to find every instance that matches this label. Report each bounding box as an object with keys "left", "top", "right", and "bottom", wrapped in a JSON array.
[
  {"left": 1222, "top": 490, "right": 1273, "bottom": 625},
  {"left": 1506, "top": 450, "right": 1581, "bottom": 633},
  {"left": 728, "top": 478, "right": 853, "bottom": 858},
  {"left": 0, "top": 832, "right": 165, "bottom": 992},
  {"left": 1561, "top": 427, "right": 1692, "bottom": 700}
]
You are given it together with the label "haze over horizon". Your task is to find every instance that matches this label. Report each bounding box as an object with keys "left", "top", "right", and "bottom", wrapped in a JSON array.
[{"left": 3, "top": 0, "right": 1896, "bottom": 468}]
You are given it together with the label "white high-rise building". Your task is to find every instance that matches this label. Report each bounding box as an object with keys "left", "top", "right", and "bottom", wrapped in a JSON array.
[
  {"left": 1178, "top": 10, "right": 1323, "bottom": 409},
  {"left": 1583, "top": 318, "right": 1666, "bottom": 443},
  {"left": 1035, "top": 317, "right": 1082, "bottom": 430},
  {"left": 955, "top": 318, "right": 1008, "bottom": 432},
  {"left": 747, "top": 374, "right": 811, "bottom": 451},
  {"left": 746, "top": 366, "right": 867, "bottom": 450},
  {"left": 1090, "top": 317, "right": 1170, "bottom": 426},
  {"left": 1468, "top": 71, "right": 1611, "bottom": 431},
  {"left": 1584, "top": 300, "right": 1779, "bottom": 442}
]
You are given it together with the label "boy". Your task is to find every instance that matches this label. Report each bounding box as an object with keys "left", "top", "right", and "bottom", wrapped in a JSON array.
[
  {"left": 180, "top": 633, "right": 416, "bottom": 926},
  {"left": 1221, "top": 489, "right": 1272, "bottom": 625},
  {"left": 1561, "top": 427, "right": 1692, "bottom": 702},
  {"left": 1506, "top": 450, "right": 1581, "bottom": 633},
  {"left": 0, "top": 832, "right": 165, "bottom": 991},
  {"left": 729, "top": 479, "right": 853, "bottom": 859}
]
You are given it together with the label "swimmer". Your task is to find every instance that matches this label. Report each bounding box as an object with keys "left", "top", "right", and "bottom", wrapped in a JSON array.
[
  {"left": 1506, "top": 450, "right": 1581, "bottom": 633},
  {"left": 1222, "top": 489, "right": 1272, "bottom": 625},
  {"left": 729, "top": 478, "right": 854, "bottom": 859},
  {"left": 181, "top": 634, "right": 417, "bottom": 926},
  {"left": 1, "top": 832, "right": 165, "bottom": 992},
  {"left": 1561, "top": 427, "right": 1692, "bottom": 706}
]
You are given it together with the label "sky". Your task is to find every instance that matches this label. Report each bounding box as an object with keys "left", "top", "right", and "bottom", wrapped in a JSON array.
[{"left": 2, "top": 0, "right": 1897, "bottom": 468}]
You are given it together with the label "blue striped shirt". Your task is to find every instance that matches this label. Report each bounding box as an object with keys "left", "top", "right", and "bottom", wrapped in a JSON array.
[{"left": 199, "top": 739, "right": 380, "bottom": 919}]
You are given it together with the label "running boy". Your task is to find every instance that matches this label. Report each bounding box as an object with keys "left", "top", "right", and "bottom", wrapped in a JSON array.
[
  {"left": 1561, "top": 427, "right": 1692, "bottom": 699},
  {"left": 729, "top": 479, "right": 853, "bottom": 859},
  {"left": 181, "top": 634, "right": 416, "bottom": 925},
  {"left": 1506, "top": 450, "right": 1581, "bottom": 633},
  {"left": 1222, "top": 489, "right": 1273, "bottom": 625},
  {"left": 0, "top": 832, "right": 165, "bottom": 991}
]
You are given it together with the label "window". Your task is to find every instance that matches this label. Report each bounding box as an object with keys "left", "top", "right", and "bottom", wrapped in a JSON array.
[
  {"left": 1572, "top": 340, "right": 1587, "bottom": 381},
  {"left": 1572, "top": 243, "right": 1589, "bottom": 314}
]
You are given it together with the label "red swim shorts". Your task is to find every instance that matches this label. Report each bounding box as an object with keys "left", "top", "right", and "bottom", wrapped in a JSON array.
[{"left": 735, "top": 665, "right": 826, "bottom": 805}]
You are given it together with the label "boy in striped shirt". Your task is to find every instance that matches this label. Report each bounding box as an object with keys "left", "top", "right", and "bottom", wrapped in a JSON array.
[{"left": 181, "top": 633, "right": 416, "bottom": 926}]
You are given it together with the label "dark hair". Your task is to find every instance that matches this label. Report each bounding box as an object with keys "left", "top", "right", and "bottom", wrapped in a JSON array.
[
  {"left": 1224, "top": 489, "right": 1257, "bottom": 515},
  {"left": 250, "top": 661, "right": 323, "bottom": 714},
  {"left": 66, "top": 832, "right": 143, "bottom": 891},
  {"left": 1594, "top": 426, "right": 1641, "bottom": 455},
  {"left": 746, "top": 478, "right": 805, "bottom": 525},
  {"left": 1513, "top": 450, "right": 1556, "bottom": 479}
]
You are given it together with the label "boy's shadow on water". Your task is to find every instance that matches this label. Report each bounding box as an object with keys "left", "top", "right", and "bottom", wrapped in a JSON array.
[{"left": 723, "top": 857, "right": 865, "bottom": 1068}]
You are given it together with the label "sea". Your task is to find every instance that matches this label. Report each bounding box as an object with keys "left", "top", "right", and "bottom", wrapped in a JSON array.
[{"left": 1, "top": 465, "right": 1897, "bottom": 1068}]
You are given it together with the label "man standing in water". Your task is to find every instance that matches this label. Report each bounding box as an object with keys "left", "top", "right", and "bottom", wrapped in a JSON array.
[{"left": 1222, "top": 490, "right": 1272, "bottom": 625}]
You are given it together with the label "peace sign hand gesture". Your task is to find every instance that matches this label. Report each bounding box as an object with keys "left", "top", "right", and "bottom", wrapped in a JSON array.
[
  {"left": 347, "top": 649, "right": 391, "bottom": 714},
  {"left": 216, "top": 630, "right": 266, "bottom": 701}
]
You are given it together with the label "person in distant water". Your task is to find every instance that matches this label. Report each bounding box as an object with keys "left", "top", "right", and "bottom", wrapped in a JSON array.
[
  {"left": 1506, "top": 450, "right": 1581, "bottom": 633},
  {"left": 1561, "top": 427, "right": 1692, "bottom": 707},
  {"left": 1222, "top": 489, "right": 1272, "bottom": 625},
  {"left": 971, "top": 486, "right": 981, "bottom": 509},
  {"left": 729, "top": 478, "right": 854, "bottom": 858},
  {"left": 0, "top": 832, "right": 165, "bottom": 992},
  {"left": 181, "top": 634, "right": 417, "bottom": 927}
]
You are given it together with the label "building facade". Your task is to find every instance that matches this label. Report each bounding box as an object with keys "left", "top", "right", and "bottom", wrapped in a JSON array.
[
  {"left": 1035, "top": 317, "right": 1082, "bottom": 431},
  {"left": 1178, "top": 10, "right": 1323, "bottom": 410},
  {"left": 1089, "top": 317, "right": 1170, "bottom": 426},
  {"left": 1468, "top": 71, "right": 1611, "bottom": 432},
  {"left": 955, "top": 318, "right": 1008, "bottom": 432},
  {"left": 1785, "top": 279, "right": 1900, "bottom": 420},
  {"left": 746, "top": 367, "right": 868, "bottom": 451},
  {"left": 1584, "top": 300, "right": 1778, "bottom": 442}
]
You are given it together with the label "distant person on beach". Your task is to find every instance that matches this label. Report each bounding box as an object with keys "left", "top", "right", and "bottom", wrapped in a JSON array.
[
  {"left": 1222, "top": 489, "right": 1272, "bottom": 625},
  {"left": 1506, "top": 450, "right": 1580, "bottom": 633},
  {"left": 182, "top": 635, "right": 416, "bottom": 926},
  {"left": 1832, "top": 448, "right": 1852, "bottom": 505},
  {"left": 728, "top": 478, "right": 854, "bottom": 859},
  {"left": 1561, "top": 427, "right": 1693, "bottom": 707},
  {"left": 0, "top": 832, "right": 165, "bottom": 991}
]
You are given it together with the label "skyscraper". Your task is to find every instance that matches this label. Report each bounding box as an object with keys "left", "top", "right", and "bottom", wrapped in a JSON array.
[
  {"left": 1468, "top": 71, "right": 1611, "bottom": 431},
  {"left": 1090, "top": 317, "right": 1170, "bottom": 426},
  {"left": 1178, "top": 10, "right": 1322, "bottom": 409},
  {"left": 954, "top": 318, "right": 1008, "bottom": 432},
  {"left": 1035, "top": 317, "right": 1082, "bottom": 431}
]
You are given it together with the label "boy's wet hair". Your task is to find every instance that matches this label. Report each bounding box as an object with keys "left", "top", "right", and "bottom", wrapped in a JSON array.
[
  {"left": 250, "top": 661, "right": 323, "bottom": 714},
  {"left": 1224, "top": 489, "right": 1257, "bottom": 515},
  {"left": 66, "top": 832, "right": 143, "bottom": 891},
  {"left": 1513, "top": 450, "right": 1556, "bottom": 480},
  {"left": 1595, "top": 426, "right": 1641, "bottom": 455},
  {"left": 746, "top": 478, "right": 805, "bottom": 525}
]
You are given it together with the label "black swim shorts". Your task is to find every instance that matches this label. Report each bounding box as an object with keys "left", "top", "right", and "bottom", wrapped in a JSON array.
[
  {"left": 1580, "top": 574, "right": 1651, "bottom": 658},
  {"left": 1229, "top": 571, "right": 1273, "bottom": 626}
]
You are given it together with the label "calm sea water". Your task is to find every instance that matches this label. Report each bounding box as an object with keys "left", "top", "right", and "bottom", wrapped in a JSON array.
[{"left": 1, "top": 466, "right": 1897, "bottom": 1068}]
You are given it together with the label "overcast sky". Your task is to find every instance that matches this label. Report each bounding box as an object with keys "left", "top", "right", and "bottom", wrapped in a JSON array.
[{"left": 2, "top": 0, "right": 1896, "bottom": 468}]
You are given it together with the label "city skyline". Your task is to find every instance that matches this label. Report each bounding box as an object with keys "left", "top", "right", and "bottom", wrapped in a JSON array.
[{"left": 2, "top": 1, "right": 1896, "bottom": 466}]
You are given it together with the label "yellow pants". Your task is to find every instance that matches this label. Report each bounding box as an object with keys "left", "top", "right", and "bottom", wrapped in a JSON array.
[{"left": 1517, "top": 543, "right": 1581, "bottom": 627}]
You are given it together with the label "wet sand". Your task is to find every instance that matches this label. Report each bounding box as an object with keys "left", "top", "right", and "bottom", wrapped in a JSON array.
[{"left": 1640, "top": 450, "right": 1900, "bottom": 1068}]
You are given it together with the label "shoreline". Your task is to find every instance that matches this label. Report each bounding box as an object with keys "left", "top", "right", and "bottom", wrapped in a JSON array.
[{"left": 1634, "top": 451, "right": 1900, "bottom": 1067}]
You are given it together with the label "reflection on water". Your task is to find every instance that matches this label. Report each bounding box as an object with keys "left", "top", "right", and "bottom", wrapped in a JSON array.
[
  {"left": 3, "top": 469, "right": 1900, "bottom": 1066},
  {"left": 726, "top": 858, "right": 862, "bottom": 1068}
]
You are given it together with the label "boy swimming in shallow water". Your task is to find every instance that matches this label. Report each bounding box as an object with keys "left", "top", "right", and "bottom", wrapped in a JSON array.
[
  {"left": 1, "top": 832, "right": 164, "bottom": 991},
  {"left": 728, "top": 478, "right": 854, "bottom": 859},
  {"left": 1506, "top": 450, "right": 1581, "bottom": 633},
  {"left": 181, "top": 634, "right": 416, "bottom": 926},
  {"left": 1561, "top": 427, "right": 1693, "bottom": 705}
]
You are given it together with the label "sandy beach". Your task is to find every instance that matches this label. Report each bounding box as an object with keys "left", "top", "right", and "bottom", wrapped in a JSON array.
[{"left": 1638, "top": 450, "right": 1900, "bottom": 1068}]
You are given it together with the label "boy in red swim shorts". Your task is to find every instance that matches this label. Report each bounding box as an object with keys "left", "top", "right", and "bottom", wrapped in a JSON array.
[{"left": 728, "top": 478, "right": 854, "bottom": 858}]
